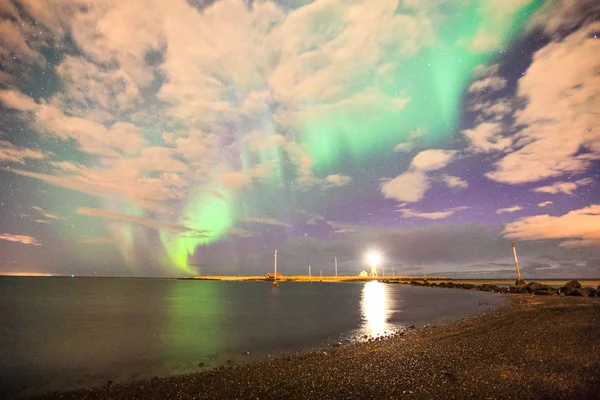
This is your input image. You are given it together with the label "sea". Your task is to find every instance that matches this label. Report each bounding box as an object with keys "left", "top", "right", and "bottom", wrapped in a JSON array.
[{"left": 0, "top": 277, "right": 505, "bottom": 398}]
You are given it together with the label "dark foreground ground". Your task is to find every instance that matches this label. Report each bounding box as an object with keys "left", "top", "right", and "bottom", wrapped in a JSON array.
[{"left": 36, "top": 296, "right": 600, "bottom": 400}]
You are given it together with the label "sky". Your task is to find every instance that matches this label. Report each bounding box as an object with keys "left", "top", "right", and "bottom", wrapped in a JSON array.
[{"left": 0, "top": 0, "right": 599, "bottom": 278}]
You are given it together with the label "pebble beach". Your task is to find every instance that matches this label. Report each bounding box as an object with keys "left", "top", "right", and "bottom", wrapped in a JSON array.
[{"left": 35, "top": 294, "right": 600, "bottom": 400}]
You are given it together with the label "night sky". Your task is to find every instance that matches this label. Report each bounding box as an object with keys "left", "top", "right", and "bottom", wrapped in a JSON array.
[{"left": 0, "top": 0, "right": 599, "bottom": 278}]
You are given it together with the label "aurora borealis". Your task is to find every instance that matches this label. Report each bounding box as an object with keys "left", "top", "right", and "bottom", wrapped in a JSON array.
[{"left": 0, "top": 0, "right": 599, "bottom": 277}]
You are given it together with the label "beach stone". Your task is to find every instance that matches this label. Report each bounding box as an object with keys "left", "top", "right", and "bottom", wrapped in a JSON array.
[
  {"left": 515, "top": 279, "right": 527, "bottom": 288},
  {"left": 508, "top": 286, "right": 518, "bottom": 293},
  {"left": 439, "top": 282, "right": 447, "bottom": 288},
  {"left": 446, "top": 282, "right": 455, "bottom": 288},
  {"left": 582, "top": 287, "right": 597, "bottom": 297},
  {"left": 565, "top": 288, "right": 587, "bottom": 297},
  {"left": 430, "top": 283, "right": 438, "bottom": 287},
  {"left": 534, "top": 287, "right": 556, "bottom": 296},
  {"left": 481, "top": 284, "right": 499, "bottom": 292},
  {"left": 526, "top": 282, "right": 549, "bottom": 293},
  {"left": 564, "top": 280, "right": 581, "bottom": 290},
  {"left": 462, "top": 283, "right": 475, "bottom": 290}
]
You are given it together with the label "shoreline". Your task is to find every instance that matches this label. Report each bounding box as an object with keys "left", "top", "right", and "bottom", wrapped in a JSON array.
[{"left": 34, "top": 295, "right": 600, "bottom": 400}]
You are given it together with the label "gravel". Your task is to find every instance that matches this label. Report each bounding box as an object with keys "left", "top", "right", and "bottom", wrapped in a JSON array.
[{"left": 35, "top": 296, "right": 600, "bottom": 400}]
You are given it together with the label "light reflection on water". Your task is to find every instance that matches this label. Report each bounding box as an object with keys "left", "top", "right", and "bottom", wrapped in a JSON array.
[{"left": 361, "top": 281, "right": 393, "bottom": 337}]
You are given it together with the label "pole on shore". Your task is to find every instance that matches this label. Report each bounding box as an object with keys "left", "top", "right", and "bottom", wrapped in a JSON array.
[
  {"left": 309, "top": 265, "right": 311, "bottom": 282},
  {"left": 422, "top": 263, "right": 427, "bottom": 281},
  {"left": 335, "top": 257, "right": 338, "bottom": 277},
  {"left": 273, "top": 250, "right": 279, "bottom": 287},
  {"left": 512, "top": 242, "right": 523, "bottom": 285}
]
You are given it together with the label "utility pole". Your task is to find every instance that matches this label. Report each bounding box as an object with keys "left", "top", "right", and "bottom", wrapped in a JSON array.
[
  {"left": 392, "top": 267, "right": 395, "bottom": 277},
  {"left": 335, "top": 257, "right": 338, "bottom": 277},
  {"left": 309, "top": 265, "right": 311, "bottom": 282},
  {"left": 512, "top": 241, "right": 524, "bottom": 286}
]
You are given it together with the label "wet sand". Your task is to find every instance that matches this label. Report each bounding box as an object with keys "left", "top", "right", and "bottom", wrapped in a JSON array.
[{"left": 35, "top": 295, "right": 600, "bottom": 399}]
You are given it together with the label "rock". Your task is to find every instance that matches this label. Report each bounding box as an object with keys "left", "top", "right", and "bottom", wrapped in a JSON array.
[
  {"left": 481, "top": 284, "right": 499, "bottom": 292},
  {"left": 565, "top": 288, "right": 587, "bottom": 297},
  {"left": 461, "top": 283, "right": 475, "bottom": 290},
  {"left": 446, "top": 282, "right": 455, "bottom": 288},
  {"left": 533, "top": 287, "right": 556, "bottom": 296},
  {"left": 515, "top": 279, "right": 527, "bottom": 288},
  {"left": 508, "top": 286, "right": 518, "bottom": 293},
  {"left": 526, "top": 282, "right": 549, "bottom": 293},
  {"left": 423, "top": 281, "right": 431, "bottom": 286},
  {"left": 439, "top": 282, "right": 447, "bottom": 288},
  {"left": 411, "top": 281, "right": 422, "bottom": 286},
  {"left": 409, "top": 325, "right": 416, "bottom": 329},
  {"left": 430, "top": 283, "right": 438, "bottom": 287},
  {"left": 244, "top": 351, "right": 250, "bottom": 355},
  {"left": 198, "top": 362, "right": 205, "bottom": 367},
  {"left": 564, "top": 280, "right": 581, "bottom": 290},
  {"left": 582, "top": 287, "right": 597, "bottom": 297}
]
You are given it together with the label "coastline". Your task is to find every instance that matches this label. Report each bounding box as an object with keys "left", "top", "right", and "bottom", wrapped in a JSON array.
[{"left": 34, "top": 295, "right": 600, "bottom": 400}]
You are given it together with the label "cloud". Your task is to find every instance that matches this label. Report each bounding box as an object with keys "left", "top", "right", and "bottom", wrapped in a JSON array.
[
  {"left": 396, "top": 206, "right": 469, "bottom": 220},
  {"left": 393, "top": 128, "right": 426, "bottom": 152},
  {"left": 0, "top": 140, "right": 46, "bottom": 164},
  {"left": 462, "top": 122, "right": 512, "bottom": 153},
  {"left": 504, "top": 204, "right": 600, "bottom": 247},
  {"left": 442, "top": 175, "right": 468, "bottom": 190},
  {"left": 76, "top": 208, "right": 207, "bottom": 235},
  {"left": 537, "top": 201, "right": 553, "bottom": 207},
  {"left": 80, "top": 236, "right": 115, "bottom": 245},
  {"left": 468, "top": 76, "right": 507, "bottom": 93},
  {"left": 532, "top": 178, "right": 593, "bottom": 195},
  {"left": 496, "top": 206, "right": 523, "bottom": 214},
  {"left": 381, "top": 170, "right": 430, "bottom": 203},
  {"left": 31, "top": 206, "right": 64, "bottom": 220},
  {"left": 0, "top": 234, "right": 40, "bottom": 246},
  {"left": 410, "top": 149, "right": 457, "bottom": 171},
  {"left": 324, "top": 174, "right": 352, "bottom": 188},
  {"left": 240, "top": 217, "right": 293, "bottom": 228},
  {"left": 485, "top": 22, "right": 600, "bottom": 184},
  {"left": 382, "top": 149, "right": 457, "bottom": 203}
]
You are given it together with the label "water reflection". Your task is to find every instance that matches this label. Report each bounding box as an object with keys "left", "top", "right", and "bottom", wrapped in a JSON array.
[{"left": 361, "top": 281, "right": 391, "bottom": 336}]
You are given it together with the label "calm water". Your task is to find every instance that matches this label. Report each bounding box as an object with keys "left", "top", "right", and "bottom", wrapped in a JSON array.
[{"left": 0, "top": 278, "right": 505, "bottom": 397}]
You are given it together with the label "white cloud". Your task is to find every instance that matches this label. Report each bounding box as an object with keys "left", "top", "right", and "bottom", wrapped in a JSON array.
[
  {"left": 496, "top": 206, "right": 523, "bottom": 214},
  {"left": 485, "top": 23, "right": 600, "bottom": 184},
  {"left": 532, "top": 178, "right": 593, "bottom": 195},
  {"left": 76, "top": 208, "right": 206, "bottom": 235},
  {"left": 537, "top": 201, "right": 553, "bottom": 207},
  {"left": 410, "top": 149, "right": 456, "bottom": 171},
  {"left": 504, "top": 204, "right": 600, "bottom": 247},
  {"left": 324, "top": 174, "right": 352, "bottom": 188},
  {"left": 0, "top": 234, "right": 40, "bottom": 246},
  {"left": 240, "top": 217, "right": 293, "bottom": 228},
  {"left": 393, "top": 128, "right": 425, "bottom": 152},
  {"left": 381, "top": 171, "right": 429, "bottom": 203},
  {"left": 397, "top": 206, "right": 469, "bottom": 220},
  {"left": 31, "top": 206, "right": 64, "bottom": 220},
  {"left": 469, "top": 76, "right": 507, "bottom": 93},
  {"left": 442, "top": 175, "right": 468, "bottom": 190},
  {"left": 462, "top": 122, "right": 512, "bottom": 153},
  {"left": 0, "top": 140, "right": 46, "bottom": 164}
]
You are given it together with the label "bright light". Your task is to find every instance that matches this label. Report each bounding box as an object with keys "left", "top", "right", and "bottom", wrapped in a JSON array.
[
  {"left": 366, "top": 251, "right": 381, "bottom": 265},
  {"left": 361, "top": 281, "right": 390, "bottom": 336}
]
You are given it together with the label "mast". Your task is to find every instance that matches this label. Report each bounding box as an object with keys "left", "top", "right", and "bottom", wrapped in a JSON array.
[
  {"left": 274, "top": 250, "right": 278, "bottom": 282},
  {"left": 512, "top": 242, "right": 521, "bottom": 281}
]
